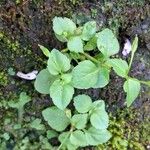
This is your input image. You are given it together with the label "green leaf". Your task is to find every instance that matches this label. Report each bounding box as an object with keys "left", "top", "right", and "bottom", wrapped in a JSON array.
[
  {"left": 107, "top": 59, "right": 129, "bottom": 77},
  {"left": 42, "top": 106, "right": 70, "bottom": 131},
  {"left": 71, "top": 114, "right": 88, "bottom": 129},
  {"left": 48, "top": 49, "right": 71, "bottom": 75},
  {"left": 72, "top": 60, "right": 99, "bottom": 89},
  {"left": 38, "top": 44, "right": 50, "bottom": 57},
  {"left": 61, "top": 73, "right": 72, "bottom": 84},
  {"left": 97, "top": 28, "right": 119, "bottom": 57},
  {"left": 8, "top": 92, "right": 31, "bottom": 109},
  {"left": 55, "top": 34, "right": 68, "bottom": 42},
  {"left": 53, "top": 17, "right": 76, "bottom": 36},
  {"left": 47, "top": 130, "right": 58, "bottom": 139},
  {"left": 123, "top": 78, "right": 141, "bottom": 107},
  {"left": 85, "top": 127, "right": 111, "bottom": 145},
  {"left": 30, "top": 119, "right": 45, "bottom": 130},
  {"left": 50, "top": 79, "right": 74, "bottom": 110},
  {"left": 131, "top": 35, "right": 138, "bottom": 53},
  {"left": 93, "top": 67, "right": 110, "bottom": 88},
  {"left": 81, "top": 21, "right": 96, "bottom": 41},
  {"left": 34, "top": 69, "right": 56, "bottom": 94},
  {"left": 67, "top": 36, "right": 83, "bottom": 53},
  {"left": 84, "top": 36, "right": 97, "bottom": 51},
  {"left": 59, "top": 132, "right": 78, "bottom": 150},
  {"left": 70, "top": 130, "right": 87, "bottom": 146},
  {"left": 73, "top": 94, "right": 92, "bottom": 113},
  {"left": 90, "top": 100, "right": 109, "bottom": 129}
]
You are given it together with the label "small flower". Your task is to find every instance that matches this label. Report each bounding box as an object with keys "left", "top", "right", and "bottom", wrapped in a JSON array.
[{"left": 122, "top": 39, "right": 132, "bottom": 56}]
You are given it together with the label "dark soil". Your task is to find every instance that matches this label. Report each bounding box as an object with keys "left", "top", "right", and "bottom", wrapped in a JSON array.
[{"left": 0, "top": 0, "right": 150, "bottom": 149}]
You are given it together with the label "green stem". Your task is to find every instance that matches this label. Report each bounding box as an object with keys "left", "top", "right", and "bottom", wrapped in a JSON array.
[
  {"left": 128, "top": 52, "right": 134, "bottom": 72},
  {"left": 82, "top": 52, "right": 99, "bottom": 64},
  {"left": 139, "top": 80, "right": 150, "bottom": 86},
  {"left": 57, "top": 131, "right": 71, "bottom": 150}
]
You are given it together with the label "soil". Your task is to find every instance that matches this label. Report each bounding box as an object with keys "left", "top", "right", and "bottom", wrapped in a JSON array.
[{"left": 0, "top": 0, "right": 150, "bottom": 149}]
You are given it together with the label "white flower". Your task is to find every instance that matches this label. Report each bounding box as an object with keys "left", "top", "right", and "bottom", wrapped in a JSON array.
[{"left": 122, "top": 39, "right": 132, "bottom": 56}]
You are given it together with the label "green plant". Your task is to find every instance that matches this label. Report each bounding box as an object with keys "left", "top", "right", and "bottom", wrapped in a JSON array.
[
  {"left": 8, "top": 92, "right": 31, "bottom": 124},
  {"left": 42, "top": 94, "right": 111, "bottom": 149},
  {"left": 35, "top": 16, "right": 149, "bottom": 108},
  {"left": 34, "top": 16, "right": 150, "bottom": 149}
]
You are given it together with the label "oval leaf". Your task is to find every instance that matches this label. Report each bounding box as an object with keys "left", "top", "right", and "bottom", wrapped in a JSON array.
[
  {"left": 42, "top": 106, "right": 70, "bottom": 131},
  {"left": 34, "top": 69, "right": 56, "bottom": 94},
  {"left": 48, "top": 49, "right": 71, "bottom": 75},
  {"left": 85, "top": 127, "right": 111, "bottom": 145},
  {"left": 90, "top": 100, "right": 109, "bottom": 130},
  {"left": 50, "top": 79, "right": 74, "bottom": 110},
  {"left": 93, "top": 67, "right": 110, "bottom": 88},
  {"left": 67, "top": 36, "right": 83, "bottom": 53},
  {"left": 53, "top": 17, "right": 76, "bottom": 36},
  {"left": 70, "top": 130, "right": 87, "bottom": 146},
  {"left": 71, "top": 114, "right": 88, "bottom": 129},
  {"left": 97, "top": 28, "right": 119, "bottom": 57},
  {"left": 72, "top": 60, "right": 99, "bottom": 89},
  {"left": 73, "top": 94, "right": 92, "bottom": 113},
  {"left": 123, "top": 78, "right": 141, "bottom": 107},
  {"left": 107, "top": 58, "right": 129, "bottom": 78},
  {"left": 81, "top": 21, "right": 97, "bottom": 41}
]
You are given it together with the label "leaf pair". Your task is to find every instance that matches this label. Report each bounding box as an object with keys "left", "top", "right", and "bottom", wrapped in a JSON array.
[
  {"left": 35, "top": 49, "right": 74, "bottom": 110},
  {"left": 53, "top": 17, "right": 97, "bottom": 53},
  {"left": 74, "top": 95, "right": 109, "bottom": 130},
  {"left": 106, "top": 58, "right": 141, "bottom": 107}
]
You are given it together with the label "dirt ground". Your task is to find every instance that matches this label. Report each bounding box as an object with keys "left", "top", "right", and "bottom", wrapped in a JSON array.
[{"left": 0, "top": 0, "right": 150, "bottom": 149}]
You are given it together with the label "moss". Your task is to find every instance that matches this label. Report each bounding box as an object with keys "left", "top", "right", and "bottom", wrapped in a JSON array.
[{"left": 98, "top": 109, "right": 148, "bottom": 150}]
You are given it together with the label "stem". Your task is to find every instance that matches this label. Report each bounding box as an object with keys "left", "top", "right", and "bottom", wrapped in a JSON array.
[
  {"left": 128, "top": 52, "right": 134, "bottom": 72},
  {"left": 57, "top": 131, "right": 71, "bottom": 150},
  {"left": 82, "top": 52, "right": 99, "bottom": 64},
  {"left": 18, "top": 108, "right": 24, "bottom": 124},
  {"left": 139, "top": 80, "right": 150, "bottom": 86}
]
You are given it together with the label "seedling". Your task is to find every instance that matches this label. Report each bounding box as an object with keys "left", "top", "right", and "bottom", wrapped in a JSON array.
[
  {"left": 42, "top": 95, "right": 111, "bottom": 149},
  {"left": 35, "top": 17, "right": 149, "bottom": 108}
]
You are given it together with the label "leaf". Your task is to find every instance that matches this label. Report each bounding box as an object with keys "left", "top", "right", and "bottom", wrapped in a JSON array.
[
  {"left": 123, "top": 78, "right": 141, "bottom": 107},
  {"left": 90, "top": 100, "right": 109, "bottom": 129},
  {"left": 131, "top": 35, "right": 138, "bottom": 53},
  {"left": 67, "top": 36, "right": 83, "bottom": 53},
  {"left": 93, "top": 67, "right": 110, "bottom": 88},
  {"left": 47, "top": 130, "right": 58, "bottom": 139},
  {"left": 48, "top": 49, "right": 71, "bottom": 75},
  {"left": 107, "top": 59, "right": 129, "bottom": 77},
  {"left": 84, "top": 36, "right": 97, "bottom": 51},
  {"left": 97, "top": 28, "right": 119, "bottom": 57},
  {"left": 53, "top": 17, "right": 76, "bottom": 36},
  {"left": 34, "top": 69, "right": 56, "bottom": 94},
  {"left": 30, "top": 119, "right": 45, "bottom": 130},
  {"left": 71, "top": 114, "right": 88, "bottom": 129},
  {"left": 81, "top": 21, "right": 97, "bottom": 41},
  {"left": 61, "top": 73, "right": 72, "bottom": 84},
  {"left": 38, "top": 44, "right": 50, "bottom": 57},
  {"left": 70, "top": 130, "right": 87, "bottom": 146},
  {"left": 55, "top": 33, "right": 68, "bottom": 42},
  {"left": 72, "top": 60, "right": 99, "bottom": 89},
  {"left": 73, "top": 94, "right": 92, "bottom": 113},
  {"left": 42, "top": 106, "right": 70, "bottom": 131},
  {"left": 85, "top": 127, "right": 111, "bottom": 145},
  {"left": 8, "top": 92, "right": 31, "bottom": 109},
  {"left": 50, "top": 79, "right": 74, "bottom": 110},
  {"left": 59, "top": 132, "right": 78, "bottom": 150}
]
